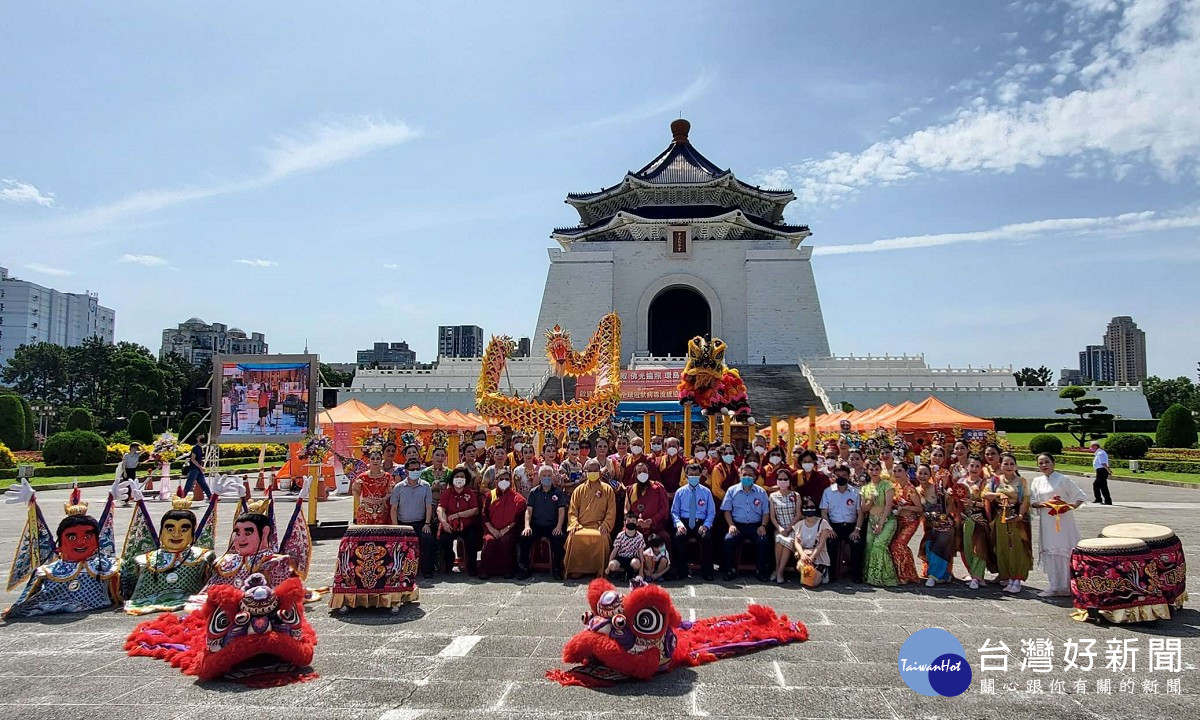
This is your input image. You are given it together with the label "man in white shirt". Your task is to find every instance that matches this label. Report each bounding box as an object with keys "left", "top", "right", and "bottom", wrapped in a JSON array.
[
  {"left": 1090, "top": 440, "right": 1112, "bottom": 505},
  {"left": 819, "top": 465, "right": 864, "bottom": 583}
]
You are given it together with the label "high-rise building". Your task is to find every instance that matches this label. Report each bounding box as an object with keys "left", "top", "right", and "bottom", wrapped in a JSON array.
[
  {"left": 160, "top": 318, "right": 267, "bottom": 367},
  {"left": 437, "top": 325, "right": 483, "bottom": 358},
  {"left": 516, "top": 337, "right": 531, "bottom": 358},
  {"left": 1079, "top": 344, "right": 1115, "bottom": 383},
  {"left": 1103, "top": 316, "right": 1147, "bottom": 384},
  {"left": 1059, "top": 368, "right": 1086, "bottom": 386},
  {"left": 0, "top": 266, "right": 116, "bottom": 367},
  {"left": 356, "top": 341, "right": 416, "bottom": 368}
]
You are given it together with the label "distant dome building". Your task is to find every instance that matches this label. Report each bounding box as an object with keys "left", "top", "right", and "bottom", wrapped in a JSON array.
[{"left": 159, "top": 319, "right": 267, "bottom": 366}]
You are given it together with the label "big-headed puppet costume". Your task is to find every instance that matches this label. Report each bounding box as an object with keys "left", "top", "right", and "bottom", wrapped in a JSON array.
[
  {"left": 124, "top": 483, "right": 318, "bottom": 686},
  {"left": 4, "top": 481, "right": 121, "bottom": 619},
  {"left": 120, "top": 488, "right": 217, "bottom": 615},
  {"left": 548, "top": 579, "right": 806, "bottom": 687}
]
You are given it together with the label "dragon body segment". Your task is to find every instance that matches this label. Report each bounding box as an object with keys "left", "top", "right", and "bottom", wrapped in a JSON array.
[{"left": 476, "top": 312, "right": 622, "bottom": 434}]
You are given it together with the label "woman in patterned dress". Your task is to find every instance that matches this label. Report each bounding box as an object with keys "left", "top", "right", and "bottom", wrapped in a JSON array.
[
  {"left": 919, "top": 463, "right": 957, "bottom": 586},
  {"left": 768, "top": 467, "right": 800, "bottom": 584},
  {"left": 957, "top": 455, "right": 994, "bottom": 589},
  {"left": 982, "top": 452, "right": 1032, "bottom": 593},
  {"left": 888, "top": 460, "right": 922, "bottom": 584},
  {"left": 861, "top": 458, "right": 898, "bottom": 586},
  {"left": 353, "top": 450, "right": 395, "bottom": 525}
]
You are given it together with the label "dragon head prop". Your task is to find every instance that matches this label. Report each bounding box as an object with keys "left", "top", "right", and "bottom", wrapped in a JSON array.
[
  {"left": 545, "top": 325, "right": 574, "bottom": 378},
  {"left": 549, "top": 578, "right": 807, "bottom": 687},
  {"left": 194, "top": 573, "right": 315, "bottom": 684},
  {"left": 559, "top": 579, "right": 681, "bottom": 683}
]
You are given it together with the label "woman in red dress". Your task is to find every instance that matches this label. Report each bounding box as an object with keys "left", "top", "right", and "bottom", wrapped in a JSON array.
[
  {"left": 353, "top": 450, "right": 395, "bottom": 525},
  {"left": 888, "top": 460, "right": 922, "bottom": 584}
]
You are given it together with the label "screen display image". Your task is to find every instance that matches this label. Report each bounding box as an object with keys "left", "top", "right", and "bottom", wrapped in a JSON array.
[{"left": 212, "top": 354, "right": 317, "bottom": 442}]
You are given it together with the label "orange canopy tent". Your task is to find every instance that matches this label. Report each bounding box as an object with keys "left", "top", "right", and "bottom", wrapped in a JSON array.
[
  {"left": 860, "top": 401, "right": 917, "bottom": 430},
  {"left": 889, "top": 396, "right": 994, "bottom": 431}
]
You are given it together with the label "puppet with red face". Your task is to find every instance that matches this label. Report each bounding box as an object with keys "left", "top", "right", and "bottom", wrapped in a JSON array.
[
  {"left": 4, "top": 483, "right": 120, "bottom": 619},
  {"left": 549, "top": 578, "right": 808, "bottom": 687}
]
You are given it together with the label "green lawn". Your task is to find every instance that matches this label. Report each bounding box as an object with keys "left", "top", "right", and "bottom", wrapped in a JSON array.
[{"left": 0, "top": 459, "right": 286, "bottom": 490}]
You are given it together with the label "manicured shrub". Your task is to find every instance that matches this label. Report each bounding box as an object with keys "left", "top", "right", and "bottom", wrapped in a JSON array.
[
  {"left": 180, "top": 412, "right": 204, "bottom": 438},
  {"left": 1155, "top": 404, "right": 1198, "bottom": 449},
  {"left": 65, "top": 407, "right": 94, "bottom": 432},
  {"left": 19, "top": 396, "right": 34, "bottom": 450},
  {"left": 128, "top": 410, "right": 153, "bottom": 444},
  {"left": 0, "top": 441, "right": 16, "bottom": 470},
  {"left": 42, "top": 430, "right": 108, "bottom": 466},
  {"left": 1028, "top": 434, "right": 1063, "bottom": 456},
  {"left": 1103, "top": 433, "right": 1149, "bottom": 460},
  {"left": 0, "top": 396, "right": 25, "bottom": 451}
]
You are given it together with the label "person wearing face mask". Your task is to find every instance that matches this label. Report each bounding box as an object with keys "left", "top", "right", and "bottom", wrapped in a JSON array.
[
  {"left": 621, "top": 439, "right": 659, "bottom": 488},
  {"left": 710, "top": 444, "right": 740, "bottom": 504},
  {"left": 669, "top": 463, "right": 716, "bottom": 581},
  {"left": 504, "top": 432, "right": 526, "bottom": 468},
  {"left": 768, "top": 467, "right": 800, "bottom": 583},
  {"left": 758, "top": 444, "right": 787, "bottom": 490},
  {"left": 563, "top": 458, "right": 617, "bottom": 579},
  {"left": 471, "top": 429, "right": 489, "bottom": 456},
  {"left": 819, "top": 465, "right": 864, "bottom": 583},
  {"left": 626, "top": 461, "right": 671, "bottom": 544},
  {"left": 648, "top": 435, "right": 665, "bottom": 459},
  {"left": 517, "top": 465, "right": 568, "bottom": 580},
  {"left": 656, "top": 436, "right": 685, "bottom": 494},
  {"left": 719, "top": 466, "right": 772, "bottom": 582},
  {"left": 477, "top": 470, "right": 527, "bottom": 580},
  {"left": 794, "top": 496, "right": 833, "bottom": 588},
  {"left": 436, "top": 468, "right": 481, "bottom": 576},
  {"left": 456, "top": 442, "right": 485, "bottom": 492},
  {"left": 795, "top": 449, "right": 831, "bottom": 507},
  {"left": 692, "top": 442, "right": 708, "bottom": 466},
  {"left": 391, "top": 459, "right": 437, "bottom": 579},
  {"left": 607, "top": 518, "right": 647, "bottom": 580}
]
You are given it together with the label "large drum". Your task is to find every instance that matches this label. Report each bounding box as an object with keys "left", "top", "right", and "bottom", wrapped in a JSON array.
[
  {"left": 1100, "top": 523, "right": 1188, "bottom": 610},
  {"left": 1070, "top": 523, "right": 1188, "bottom": 624},
  {"left": 330, "top": 525, "right": 420, "bottom": 613}
]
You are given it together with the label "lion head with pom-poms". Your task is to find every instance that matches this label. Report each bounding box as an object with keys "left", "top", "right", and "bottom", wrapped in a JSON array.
[{"left": 677, "top": 336, "right": 754, "bottom": 424}]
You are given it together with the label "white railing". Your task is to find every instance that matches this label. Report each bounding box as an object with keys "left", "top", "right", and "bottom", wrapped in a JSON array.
[
  {"left": 818, "top": 383, "right": 1145, "bottom": 393},
  {"left": 630, "top": 354, "right": 688, "bottom": 369},
  {"left": 800, "top": 363, "right": 836, "bottom": 414},
  {"left": 527, "top": 366, "right": 555, "bottom": 401}
]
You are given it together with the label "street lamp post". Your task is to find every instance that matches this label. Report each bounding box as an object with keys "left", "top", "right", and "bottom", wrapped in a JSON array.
[{"left": 29, "top": 404, "right": 53, "bottom": 449}]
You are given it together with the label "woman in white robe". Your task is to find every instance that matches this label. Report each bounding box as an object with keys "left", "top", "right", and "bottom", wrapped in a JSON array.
[{"left": 1028, "top": 453, "right": 1087, "bottom": 598}]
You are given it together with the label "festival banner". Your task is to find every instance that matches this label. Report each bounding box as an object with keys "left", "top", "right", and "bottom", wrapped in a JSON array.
[{"left": 575, "top": 369, "right": 679, "bottom": 401}]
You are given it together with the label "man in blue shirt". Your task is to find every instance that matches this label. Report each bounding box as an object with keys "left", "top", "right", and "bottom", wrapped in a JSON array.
[
  {"left": 669, "top": 462, "right": 716, "bottom": 581},
  {"left": 720, "top": 464, "right": 772, "bottom": 582}
]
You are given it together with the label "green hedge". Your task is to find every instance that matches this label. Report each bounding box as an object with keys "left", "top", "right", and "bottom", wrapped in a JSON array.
[
  {"left": 1104, "top": 433, "right": 1150, "bottom": 460},
  {"left": 1028, "top": 434, "right": 1064, "bottom": 455},
  {"left": 43, "top": 430, "right": 107, "bottom": 465},
  {"left": 1011, "top": 451, "right": 1200, "bottom": 475},
  {"left": 0, "top": 454, "right": 288, "bottom": 480},
  {"left": 992, "top": 417, "right": 1158, "bottom": 433}
]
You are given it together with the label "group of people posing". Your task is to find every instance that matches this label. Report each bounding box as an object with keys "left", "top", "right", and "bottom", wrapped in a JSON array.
[{"left": 349, "top": 429, "right": 1087, "bottom": 595}]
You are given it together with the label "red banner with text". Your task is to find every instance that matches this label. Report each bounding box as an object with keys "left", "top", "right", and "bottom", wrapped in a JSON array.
[{"left": 575, "top": 369, "right": 680, "bottom": 401}]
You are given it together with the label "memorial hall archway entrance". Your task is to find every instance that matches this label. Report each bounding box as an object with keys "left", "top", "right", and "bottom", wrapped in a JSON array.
[{"left": 648, "top": 286, "right": 710, "bottom": 357}]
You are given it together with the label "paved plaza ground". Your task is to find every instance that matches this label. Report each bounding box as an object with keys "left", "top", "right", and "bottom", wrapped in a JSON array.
[{"left": 0, "top": 472, "right": 1196, "bottom": 720}]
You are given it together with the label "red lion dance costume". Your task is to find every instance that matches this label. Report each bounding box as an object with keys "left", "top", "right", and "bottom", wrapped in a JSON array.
[
  {"left": 548, "top": 579, "right": 805, "bottom": 687},
  {"left": 677, "top": 336, "right": 754, "bottom": 423}
]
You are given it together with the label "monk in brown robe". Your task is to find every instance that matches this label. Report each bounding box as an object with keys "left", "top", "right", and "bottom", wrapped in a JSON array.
[{"left": 563, "top": 458, "right": 616, "bottom": 578}]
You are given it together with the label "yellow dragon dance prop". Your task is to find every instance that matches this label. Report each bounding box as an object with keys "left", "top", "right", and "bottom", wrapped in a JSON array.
[{"left": 476, "top": 312, "right": 622, "bottom": 434}]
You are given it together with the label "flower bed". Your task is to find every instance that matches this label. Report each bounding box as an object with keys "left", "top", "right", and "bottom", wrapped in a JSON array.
[{"left": 1012, "top": 451, "right": 1200, "bottom": 475}]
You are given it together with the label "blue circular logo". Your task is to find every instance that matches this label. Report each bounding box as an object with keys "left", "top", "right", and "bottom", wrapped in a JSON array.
[{"left": 897, "top": 628, "right": 972, "bottom": 697}]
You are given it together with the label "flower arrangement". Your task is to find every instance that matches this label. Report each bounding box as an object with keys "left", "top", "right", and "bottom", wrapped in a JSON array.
[
  {"left": 298, "top": 433, "right": 333, "bottom": 463},
  {"left": 151, "top": 433, "right": 180, "bottom": 464}
]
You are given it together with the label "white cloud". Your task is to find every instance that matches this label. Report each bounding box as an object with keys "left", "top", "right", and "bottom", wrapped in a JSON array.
[
  {"left": 1, "top": 179, "right": 55, "bottom": 207},
  {"left": 382, "top": 263, "right": 400, "bottom": 270},
  {"left": 119, "top": 253, "right": 168, "bottom": 266},
  {"left": 235, "top": 258, "right": 278, "bottom": 267},
  {"left": 814, "top": 207, "right": 1200, "bottom": 256},
  {"left": 27, "top": 115, "right": 419, "bottom": 235},
  {"left": 562, "top": 71, "right": 712, "bottom": 134},
  {"left": 24, "top": 262, "right": 72, "bottom": 276},
  {"left": 769, "top": 0, "right": 1200, "bottom": 205},
  {"left": 261, "top": 117, "right": 419, "bottom": 181}
]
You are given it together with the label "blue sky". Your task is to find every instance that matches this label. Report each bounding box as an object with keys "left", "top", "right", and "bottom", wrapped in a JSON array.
[{"left": 2, "top": 0, "right": 1198, "bottom": 378}]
